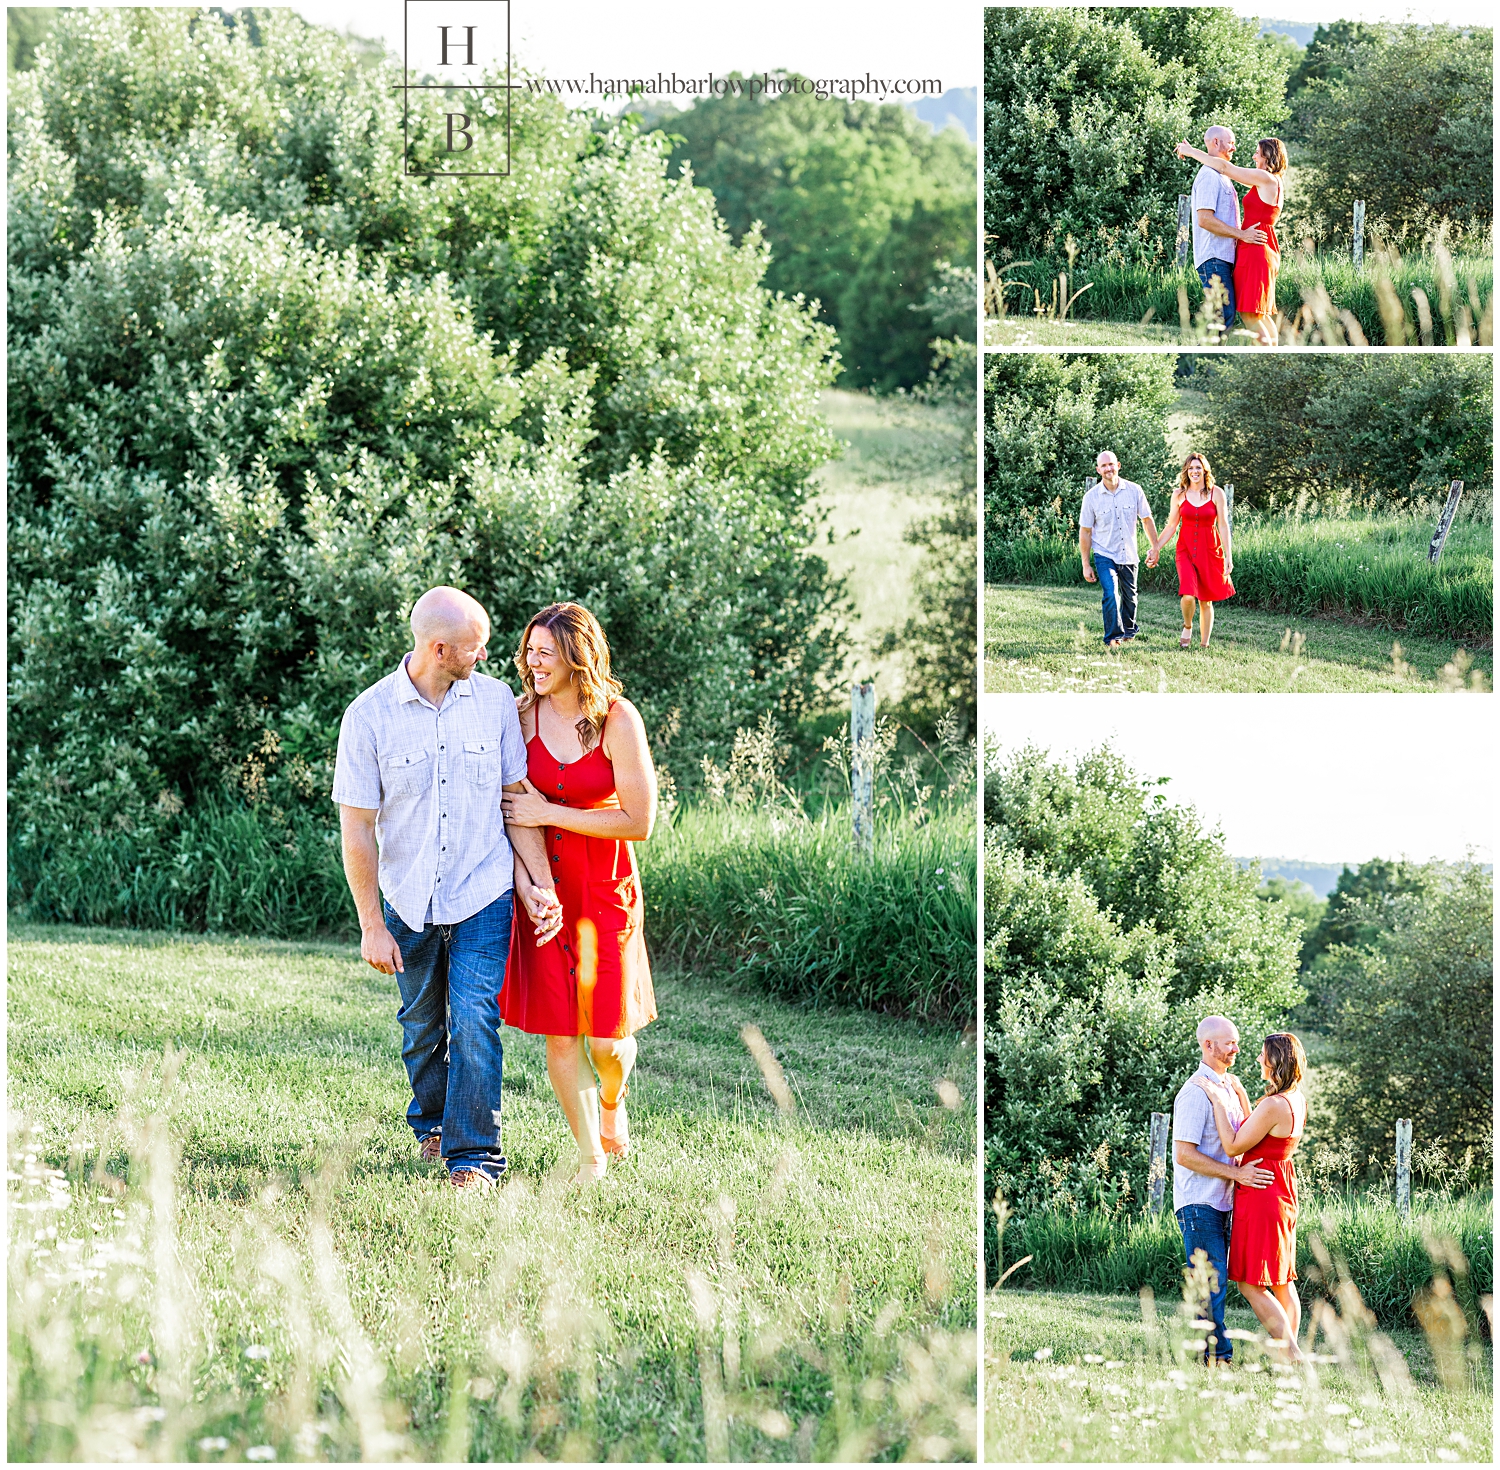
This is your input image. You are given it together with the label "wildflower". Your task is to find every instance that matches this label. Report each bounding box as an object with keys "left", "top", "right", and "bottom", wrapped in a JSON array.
[
  {"left": 1033, "top": 1347, "right": 1053, "bottom": 1361},
  {"left": 244, "top": 1344, "right": 272, "bottom": 1361},
  {"left": 246, "top": 1447, "right": 276, "bottom": 1462},
  {"left": 198, "top": 1438, "right": 229, "bottom": 1453}
]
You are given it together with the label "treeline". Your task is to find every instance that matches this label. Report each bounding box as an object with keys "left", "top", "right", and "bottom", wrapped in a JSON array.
[
  {"left": 984, "top": 7, "right": 1493, "bottom": 270},
  {"left": 649, "top": 81, "right": 977, "bottom": 392},
  {"left": 982, "top": 351, "right": 1493, "bottom": 573},
  {"left": 982, "top": 743, "right": 1493, "bottom": 1281}
]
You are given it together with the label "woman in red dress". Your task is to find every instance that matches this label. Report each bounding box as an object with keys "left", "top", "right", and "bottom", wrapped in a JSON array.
[
  {"left": 500, "top": 603, "right": 658, "bottom": 1184},
  {"left": 1149, "top": 452, "right": 1234, "bottom": 649},
  {"left": 1193, "top": 1033, "right": 1308, "bottom": 1363},
  {"left": 1176, "top": 136, "right": 1287, "bottom": 345}
]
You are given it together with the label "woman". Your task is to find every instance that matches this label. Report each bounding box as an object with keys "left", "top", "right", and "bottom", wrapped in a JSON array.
[
  {"left": 499, "top": 603, "right": 658, "bottom": 1184},
  {"left": 1149, "top": 452, "right": 1234, "bottom": 649},
  {"left": 1176, "top": 136, "right": 1288, "bottom": 345},
  {"left": 1193, "top": 1033, "right": 1308, "bottom": 1363}
]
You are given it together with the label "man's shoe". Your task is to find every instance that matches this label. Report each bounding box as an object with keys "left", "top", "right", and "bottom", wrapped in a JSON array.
[
  {"left": 419, "top": 1130, "right": 442, "bottom": 1162},
  {"left": 450, "top": 1168, "right": 497, "bottom": 1191}
]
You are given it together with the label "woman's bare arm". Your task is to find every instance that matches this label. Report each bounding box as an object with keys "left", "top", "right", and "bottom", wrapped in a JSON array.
[
  {"left": 1213, "top": 487, "right": 1234, "bottom": 573},
  {"left": 1176, "top": 140, "right": 1279, "bottom": 189}
]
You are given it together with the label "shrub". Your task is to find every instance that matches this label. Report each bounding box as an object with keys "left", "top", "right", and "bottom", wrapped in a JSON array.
[{"left": 7, "top": 9, "right": 849, "bottom": 901}]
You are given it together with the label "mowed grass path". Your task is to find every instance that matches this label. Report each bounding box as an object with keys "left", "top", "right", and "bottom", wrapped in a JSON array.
[
  {"left": 7, "top": 923, "right": 976, "bottom": 1463},
  {"left": 986, "top": 1289, "right": 1492, "bottom": 1463},
  {"left": 985, "top": 585, "right": 1494, "bottom": 693}
]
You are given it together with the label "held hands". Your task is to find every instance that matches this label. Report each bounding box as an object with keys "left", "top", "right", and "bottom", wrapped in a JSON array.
[
  {"left": 1146, "top": 541, "right": 1160, "bottom": 569},
  {"left": 501, "top": 777, "right": 552, "bottom": 827},
  {"left": 518, "top": 881, "right": 564, "bottom": 946}
]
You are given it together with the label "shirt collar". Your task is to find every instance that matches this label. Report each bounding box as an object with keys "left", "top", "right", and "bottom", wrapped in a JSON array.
[{"left": 394, "top": 653, "right": 473, "bottom": 709}]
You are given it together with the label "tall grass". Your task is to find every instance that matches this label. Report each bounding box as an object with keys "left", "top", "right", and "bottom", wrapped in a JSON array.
[
  {"left": 992, "top": 250, "right": 1493, "bottom": 346},
  {"left": 1005, "top": 1194, "right": 1493, "bottom": 1332},
  {"left": 986, "top": 511, "right": 1492, "bottom": 642}
]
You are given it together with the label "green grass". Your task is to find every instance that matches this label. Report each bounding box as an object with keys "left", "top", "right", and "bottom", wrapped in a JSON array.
[
  {"left": 6, "top": 921, "right": 977, "bottom": 1462},
  {"left": 1006, "top": 1198, "right": 1492, "bottom": 1331},
  {"left": 987, "top": 251, "right": 1494, "bottom": 347},
  {"left": 984, "top": 318, "right": 1180, "bottom": 348},
  {"left": 984, "top": 586, "right": 1493, "bottom": 694},
  {"left": 987, "top": 514, "right": 1492, "bottom": 644},
  {"left": 647, "top": 803, "right": 975, "bottom": 1023},
  {"left": 985, "top": 1288, "right": 1492, "bottom": 1462}
]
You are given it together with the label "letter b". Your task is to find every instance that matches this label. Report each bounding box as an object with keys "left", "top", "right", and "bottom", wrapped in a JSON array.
[{"left": 446, "top": 113, "right": 474, "bottom": 152}]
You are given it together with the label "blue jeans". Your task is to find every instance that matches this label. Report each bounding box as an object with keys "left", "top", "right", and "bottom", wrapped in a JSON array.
[
  {"left": 1092, "top": 553, "right": 1139, "bottom": 645},
  {"left": 1197, "top": 259, "right": 1236, "bottom": 336},
  {"left": 1176, "top": 1204, "right": 1233, "bottom": 1361},
  {"left": 383, "top": 891, "right": 513, "bottom": 1179}
]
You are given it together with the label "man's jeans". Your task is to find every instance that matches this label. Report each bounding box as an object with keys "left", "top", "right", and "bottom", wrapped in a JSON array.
[
  {"left": 1092, "top": 552, "right": 1139, "bottom": 645},
  {"left": 1197, "top": 259, "right": 1237, "bottom": 335},
  {"left": 1176, "top": 1204, "right": 1233, "bottom": 1362},
  {"left": 384, "top": 890, "right": 513, "bottom": 1179}
]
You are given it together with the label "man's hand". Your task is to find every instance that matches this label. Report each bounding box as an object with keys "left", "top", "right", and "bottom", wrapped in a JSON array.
[
  {"left": 1241, "top": 225, "right": 1269, "bottom": 246},
  {"left": 1082, "top": 562, "right": 1097, "bottom": 583},
  {"left": 500, "top": 778, "right": 553, "bottom": 828},
  {"left": 1146, "top": 548, "right": 1159, "bottom": 568},
  {"left": 518, "top": 882, "right": 564, "bottom": 946},
  {"left": 362, "top": 923, "right": 404, "bottom": 975},
  {"left": 1232, "top": 1161, "right": 1274, "bottom": 1189}
]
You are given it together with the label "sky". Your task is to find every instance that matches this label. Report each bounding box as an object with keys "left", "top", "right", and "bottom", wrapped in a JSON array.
[
  {"left": 982, "top": 695, "right": 1494, "bottom": 865},
  {"left": 291, "top": 0, "right": 979, "bottom": 93}
]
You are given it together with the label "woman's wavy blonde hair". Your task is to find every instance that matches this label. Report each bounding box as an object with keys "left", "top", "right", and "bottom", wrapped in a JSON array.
[
  {"left": 514, "top": 603, "right": 623, "bottom": 751},
  {"left": 1178, "top": 452, "right": 1217, "bottom": 496}
]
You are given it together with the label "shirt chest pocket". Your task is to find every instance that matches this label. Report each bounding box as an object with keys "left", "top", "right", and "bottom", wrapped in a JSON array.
[
  {"left": 463, "top": 738, "right": 501, "bottom": 787},
  {"left": 383, "top": 748, "right": 430, "bottom": 801}
]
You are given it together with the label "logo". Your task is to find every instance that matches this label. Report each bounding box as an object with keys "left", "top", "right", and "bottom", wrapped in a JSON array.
[{"left": 400, "top": 1, "right": 512, "bottom": 177}]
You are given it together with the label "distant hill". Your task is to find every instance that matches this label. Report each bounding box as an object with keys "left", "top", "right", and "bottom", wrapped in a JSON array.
[
  {"left": 1259, "top": 18, "right": 1315, "bottom": 47},
  {"left": 1238, "top": 858, "right": 1350, "bottom": 898},
  {"left": 907, "top": 87, "right": 976, "bottom": 142}
]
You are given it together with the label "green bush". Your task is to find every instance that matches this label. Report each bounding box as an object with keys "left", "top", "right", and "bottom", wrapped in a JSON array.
[
  {"left": 983, "top": 7, "right": 1290, "bottom": 271},
  {"left": 1003, "top": 1195, "right": 1493, "bottom": 1332},
  {"left": 1296, "top": 24, "right": 1493, "bottom": 243},
  {"left": 7, "top": 9, "right": 851, "bottom": 898},
  {"left": 658, "top": 81, "right": 976, "bottom": 390}
]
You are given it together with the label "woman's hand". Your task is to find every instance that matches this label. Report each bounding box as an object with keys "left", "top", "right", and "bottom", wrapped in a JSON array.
[{"left": 501, "top": 778, "right": 553, "bottom": 828}]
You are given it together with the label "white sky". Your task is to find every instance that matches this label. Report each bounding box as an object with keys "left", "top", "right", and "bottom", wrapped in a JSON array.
[
  {"left": 290, "top": 1, "right": 979, "bottom": 90},
  {"left": 982, "top": 695, "right": 1494, "bottom": 865}
]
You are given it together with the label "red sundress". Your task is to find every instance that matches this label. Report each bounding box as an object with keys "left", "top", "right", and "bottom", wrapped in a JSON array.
[
  {"left": 1229, "top": 1130, "right": 1299, "bottom": 1287},
  {"left": 1234, "top": 183, "right": 1281, "bottom": 317},
  {"left": 1176, "top": 495, "right": 1235, "bottom": 602},
  {"left": 499, "top": 733, "right": 656, "bottom": 1039}
]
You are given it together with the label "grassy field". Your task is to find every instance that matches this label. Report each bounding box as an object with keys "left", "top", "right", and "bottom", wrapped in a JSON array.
[
  {"left": 985, "top": 1288, "right": 1492, "bottom": 1462},
  {"left": 985, "top": 250, "right": 1494, "bottom": 349},
  {"left": 984, "top": 586, "right": 1493, "bottom": 693},
  {"left": 814, "top": 389, "right": 949, "bottom": 704},
  {"left": 7, "top": 922, "right": 977, "bottom": 1462}
]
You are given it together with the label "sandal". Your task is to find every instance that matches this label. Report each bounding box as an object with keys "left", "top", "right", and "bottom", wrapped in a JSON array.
[
  {"left": 572, "top": 1153, "right": 608, "bottom": 1186},
  {"left": 1179, "top": 627, "right": 1192, "bottom": 649},
  {"left": 600, "top": 1087, "right": 631, "bottom": 1159}
]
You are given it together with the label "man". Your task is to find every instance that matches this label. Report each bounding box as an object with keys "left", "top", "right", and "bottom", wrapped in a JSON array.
[
  {"left": 1079, "top": 450, "right": 1157, "bottom": 648},
  {"left": 1191, "top": 125, "right": 1268, "bottom": 339},
  {"left": 332, "top": 586, "right": 561, "bottom": 1189},
  {"left": 1172, "top": 1015, "right": 1274, "bottom": 1365}
]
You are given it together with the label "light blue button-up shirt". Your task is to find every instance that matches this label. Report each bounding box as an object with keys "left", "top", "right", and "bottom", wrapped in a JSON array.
[{"left": 331, "top": 656, "right": 528, "bottom": 930}]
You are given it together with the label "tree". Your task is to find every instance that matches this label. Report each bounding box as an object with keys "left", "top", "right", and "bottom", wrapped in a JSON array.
[
  {"left": 1193, "top": 353, "right": 1493, "bottom": 510},
  {"left": 7, "top": 9, "right": 847, "bottom": 923},
  {"left": 1319, "top": 865, "right": 1492, "bottom": 1167},
  {"left": 1297, "top": 25, "right": 1493, "bottom": 242},
  {"left": 983, "top": 6, "right": 1291, "bottom": 270},
  {"left": 657, "top": 80, "right": 975, "bottom": 390},
  {"left": 983, "top": 353, "right": 1177, "bottom": 576}
]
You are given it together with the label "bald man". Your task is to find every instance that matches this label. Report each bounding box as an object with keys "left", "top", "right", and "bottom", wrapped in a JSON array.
[
  {"left": 1172, "top": 1015, "right": 1274, "bottom": 1364},
  {"left": 332, "top": 587, "right": 561, "bottom": 1189},
  {"left": 1190, "top": 126, "right": 1267, "bottom": 340}
]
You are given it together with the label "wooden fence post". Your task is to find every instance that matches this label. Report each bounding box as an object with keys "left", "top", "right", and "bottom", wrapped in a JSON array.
[
  {"left": 1396, "top": 1117, "right": 1412, "bottom": 1220},
  {"left": 1353, "top": 200, "right": 1366, "bottom": 271},
  {"left": 1176, "top": 195, "right": 1192, "bottom": 267},
  {"left": 850, "top": 681, "right": 875, "bottom": 859},
  {"left": 1148, "top": 1112, "right": 1171, "bottom": 1215},
  {"left": 1429, "top": 481, "right": 1464, "bottom": 564},
  {"left": 1222, "top": 482, "right": 1234, "bottom": 559}
]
